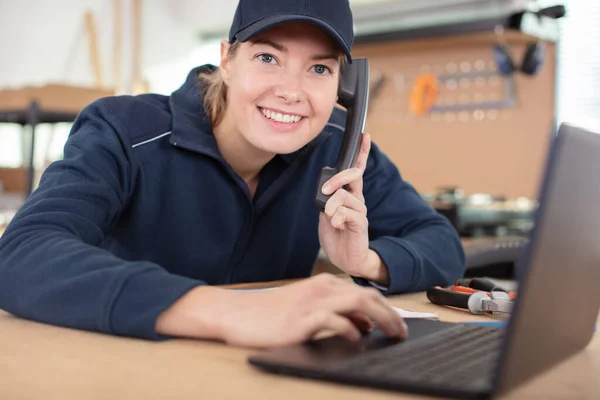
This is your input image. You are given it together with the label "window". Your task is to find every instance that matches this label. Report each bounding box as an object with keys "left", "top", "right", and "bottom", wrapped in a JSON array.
[{"left": 541, "top": 0, "right": 600, "bottom": 132}]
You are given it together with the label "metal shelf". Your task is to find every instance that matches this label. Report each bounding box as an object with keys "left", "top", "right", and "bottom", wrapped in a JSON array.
[{"left": 0, "top": 101, "right": 79, "bottom": 196}]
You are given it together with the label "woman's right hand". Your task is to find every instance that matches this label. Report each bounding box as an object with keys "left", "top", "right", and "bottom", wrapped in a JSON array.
[
  {"left": 157, "top": 273, "right": 408, "bottom": 348},
  {"left": 221, "top": 273, "right": 409, "bottom": 347}
]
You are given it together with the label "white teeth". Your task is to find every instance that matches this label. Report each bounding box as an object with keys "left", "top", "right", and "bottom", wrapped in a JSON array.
[{"left": 260, "top": 108, "right": 302, "bottom": 124}]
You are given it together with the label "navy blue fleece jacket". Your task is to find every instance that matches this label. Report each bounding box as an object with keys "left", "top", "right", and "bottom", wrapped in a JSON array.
[{"left": 0, "top": 65, "right": 465, "bottom": 340}]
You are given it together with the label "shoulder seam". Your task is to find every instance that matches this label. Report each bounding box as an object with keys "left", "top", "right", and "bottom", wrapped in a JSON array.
[
  {"left": 131, "top": 131, "right": 172, "bottom": 148},
  {"left": 326, "top": 122, "right": 344, "bottom": 131}
]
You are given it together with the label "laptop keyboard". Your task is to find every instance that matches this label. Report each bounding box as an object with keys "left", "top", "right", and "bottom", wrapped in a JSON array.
[{"left": 330, "top": 323, "right": 504, "bottom": 389}]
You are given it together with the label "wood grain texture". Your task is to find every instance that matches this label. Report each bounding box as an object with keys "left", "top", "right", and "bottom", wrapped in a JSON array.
[{"left": 0, "top": 281, "right": 597, "bottom": 400}]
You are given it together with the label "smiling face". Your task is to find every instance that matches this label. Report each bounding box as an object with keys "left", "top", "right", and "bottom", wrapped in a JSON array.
[{"left": 219, "top": 22, "right": 342, "bottom": 156}]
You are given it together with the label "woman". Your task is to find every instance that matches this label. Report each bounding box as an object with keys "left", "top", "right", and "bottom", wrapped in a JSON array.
[{"left": 0, "top": 0, "right": 465, "bottom": 347}]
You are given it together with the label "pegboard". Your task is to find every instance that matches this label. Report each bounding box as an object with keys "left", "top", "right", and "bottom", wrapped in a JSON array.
[{"left": 352, "top": 31, "right": 556, "bottom": 200}]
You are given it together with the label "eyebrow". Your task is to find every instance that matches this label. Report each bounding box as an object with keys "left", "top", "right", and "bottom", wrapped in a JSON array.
[{"left": 251, "top": 38, "right": 339, "bottom": 62}]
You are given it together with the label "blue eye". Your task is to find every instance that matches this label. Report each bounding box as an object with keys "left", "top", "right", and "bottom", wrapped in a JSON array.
[
  {"left": 314, "top": 65, "right": 331, "bottom": 75},
  {"left": 259, "top": 54, "right": 275, "bottom": 64}
]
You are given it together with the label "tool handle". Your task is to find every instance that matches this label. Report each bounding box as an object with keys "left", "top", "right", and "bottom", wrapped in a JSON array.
[
  {"left": 450, "top": 285, "right": 518, "bottom": 300},
  {"left": 456, "top": 277, "right": 506, "bottom": 293},
  {"left": 426, "top": 287, "right": 470, "bottom": 310}
]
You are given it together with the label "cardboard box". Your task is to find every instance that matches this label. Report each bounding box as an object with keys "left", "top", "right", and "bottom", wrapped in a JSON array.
[{"left": 0, "top": 167, "right": 27, "bottom": 193}]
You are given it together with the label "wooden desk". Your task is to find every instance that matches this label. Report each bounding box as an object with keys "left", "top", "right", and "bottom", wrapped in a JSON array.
[{"left": 0, "top": 282, "right": 598, "bottom": 400}]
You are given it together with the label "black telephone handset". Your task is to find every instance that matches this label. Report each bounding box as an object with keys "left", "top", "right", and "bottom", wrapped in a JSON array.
[{"left": 314, "top": 58, "right": 370, "bottom": 212}]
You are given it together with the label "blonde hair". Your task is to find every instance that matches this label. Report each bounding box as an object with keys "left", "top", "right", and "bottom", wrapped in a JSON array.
[
  {"left": 198, "top": 41, "right": 242, "bottom": 127},
  {"left": 198, "top": 41, "right": 347, "bottom": 127}
]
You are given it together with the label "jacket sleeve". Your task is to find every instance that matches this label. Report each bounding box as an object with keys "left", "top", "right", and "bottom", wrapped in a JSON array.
[
  {"left": 355, "top": 141, "right": 466, "bottom": 294},
  {"left": 0, "top": 100, "right": 202, "bottom": 340}
]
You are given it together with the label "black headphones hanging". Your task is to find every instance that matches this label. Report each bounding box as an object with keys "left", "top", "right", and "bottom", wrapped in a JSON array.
[
  {"left": 493, "top": 25, "right": 546, "bottom": 77},
  {"left": 492, "top": 4, "right": 566, "bottom": 77}
]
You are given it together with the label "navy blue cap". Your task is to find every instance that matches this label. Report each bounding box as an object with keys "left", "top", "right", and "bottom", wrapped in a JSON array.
[{"left": 228, "top": 0, "right": 354, "bottom": 62}]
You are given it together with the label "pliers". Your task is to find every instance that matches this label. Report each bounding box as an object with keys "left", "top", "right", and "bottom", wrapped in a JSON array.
[{"left": 426, "top": 278, "right": 515, "bottom": 315}]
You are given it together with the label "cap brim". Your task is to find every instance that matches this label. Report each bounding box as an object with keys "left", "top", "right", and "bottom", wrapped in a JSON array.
[{"left": 233, "top": 15, "right": 352, "bottom": 62}]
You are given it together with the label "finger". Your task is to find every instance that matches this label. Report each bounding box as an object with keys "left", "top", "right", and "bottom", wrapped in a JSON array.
[
  {"left": 347, "top": 134, "right": 370, "bottom": 194},
  {"left": 304, "top": 311, "right": 362, "bottom": 342},
  {"left": 321, "top": 289, "right": 406, "bottom": 339},
  {"left": 330, "top": 206, "right": 368, "bottom": 232},
  {"left": 369, "top": 292, "right": 409, "bottom": 339},
  {"left": 324, "top": 189, "right": 366, "bottom": 220},
  {"left": 321, "top": 167, "right": 363, "bottom": 196},
  {"left": 321, "top": 135, "right": 371, "bottom": 197},
  {"left": 313, "top": 276, "right": 406, "bottom": 338},
  {"left": 353, "top": 133, "right": 371, "bottom": 173},
  {"left": 348, "top": 314, "right": 373, "bottom": 333}
]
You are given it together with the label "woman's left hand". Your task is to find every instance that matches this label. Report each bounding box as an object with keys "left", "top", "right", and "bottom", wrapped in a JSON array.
[{"left": 318, "top": 133, "right": 389, "bottom": 286}]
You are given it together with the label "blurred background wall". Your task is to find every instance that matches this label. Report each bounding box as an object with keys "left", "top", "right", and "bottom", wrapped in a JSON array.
[{"left": 0, "top": 0, "right": 598, "bottom": 238}]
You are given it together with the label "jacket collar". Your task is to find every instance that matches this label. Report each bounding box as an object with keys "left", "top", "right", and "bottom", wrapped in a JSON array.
[
  {"left": 168, "top": 65, "right": 331, "bottom": 165},
  {"left": 168, "top": 65, "right": 222, "bottom": 160}
]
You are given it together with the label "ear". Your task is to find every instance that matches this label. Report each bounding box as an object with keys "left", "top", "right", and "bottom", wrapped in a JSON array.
[
  {"left": 220, "top": 40, "right": 230, "bottom": 59},
  {"left": 220, "top": 40, "right": 233, "bottom": 84}
]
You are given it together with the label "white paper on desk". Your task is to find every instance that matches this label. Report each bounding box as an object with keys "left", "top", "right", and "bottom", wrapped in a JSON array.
[
  {"left": 231, "top": 288, "right": 438, "bottom": 320},
  {"left": 394, "top": 307, "right": 439, "bottom": 320}
]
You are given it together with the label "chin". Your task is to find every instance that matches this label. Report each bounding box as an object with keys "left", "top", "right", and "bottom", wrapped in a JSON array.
[
  {"left": 249, "top": 124, "right": 318, "bottom": 155},
  {"left": 251, "top": 134, "right": 309, "bottom": 155}
]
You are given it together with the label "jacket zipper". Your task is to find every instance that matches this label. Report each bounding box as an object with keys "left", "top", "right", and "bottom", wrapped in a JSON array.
[
  {"left": 224, "top": 134, "right": 333, "bottom": 282},
  {"left": 254, "top": 133, "right": 331, "bottom": 216},
  {"left": 226, "top": 206, "right": 254, "bottom": 283}
]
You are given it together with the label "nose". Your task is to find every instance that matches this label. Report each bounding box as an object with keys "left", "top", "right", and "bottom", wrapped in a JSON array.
[{"left": 273, "top": 72, "right": 306, "bottom": 104}]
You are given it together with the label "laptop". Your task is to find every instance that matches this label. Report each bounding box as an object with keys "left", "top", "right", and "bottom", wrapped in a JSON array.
[{"left": 248, "top": 123, "right": 600, "bottom": 399}]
